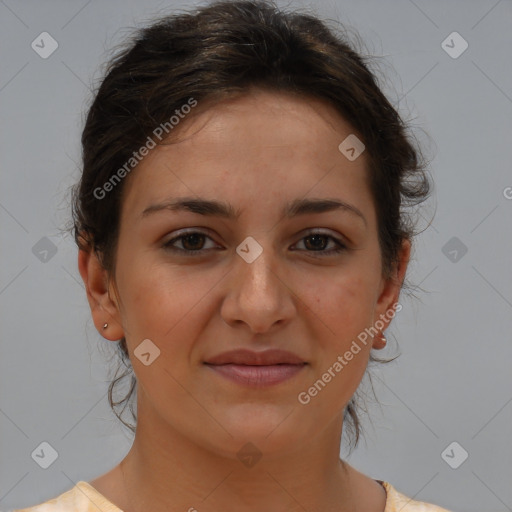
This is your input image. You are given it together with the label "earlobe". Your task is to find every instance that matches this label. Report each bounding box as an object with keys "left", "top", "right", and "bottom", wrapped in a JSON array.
[
  {"left": 372, "top": 331, "right": 387, "bottom": 350},
  {"left": 77, "top": 247, "right": 124, "bottom": 341}
]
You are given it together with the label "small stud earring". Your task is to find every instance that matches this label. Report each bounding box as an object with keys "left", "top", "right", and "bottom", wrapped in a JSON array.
[
  {"left": 103, "top": 323, "right": 108, "bottom": 330},
  {"left": 380, "top": 332, "right": 387, "bottom": 346}
]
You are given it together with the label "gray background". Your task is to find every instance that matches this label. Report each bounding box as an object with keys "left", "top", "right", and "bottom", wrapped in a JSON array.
[{"left": 1, "top": 1, "right": 511, "bottom": 511}]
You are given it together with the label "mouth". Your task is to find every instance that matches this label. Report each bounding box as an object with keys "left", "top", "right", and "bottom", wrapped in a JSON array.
[
  {"left": 203, "top": 349, "right": 307, "bottom": 387},
  {"left": 204, "top": 362, "right": 307, "bottom": 387}
]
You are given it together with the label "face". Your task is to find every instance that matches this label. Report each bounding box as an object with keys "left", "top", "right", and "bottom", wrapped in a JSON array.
[{"left": 80, "top": 88, "right": 409, "bottom": 460}]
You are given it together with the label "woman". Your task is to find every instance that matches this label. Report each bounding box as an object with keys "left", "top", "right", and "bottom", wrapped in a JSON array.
[{"left": 16, "top": 0, "right": 452, "bottom": 510}]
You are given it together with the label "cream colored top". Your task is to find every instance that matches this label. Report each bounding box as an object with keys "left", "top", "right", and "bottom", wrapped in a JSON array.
[{"left": 13, "top": 480, "right": 453, "bottom": 511}]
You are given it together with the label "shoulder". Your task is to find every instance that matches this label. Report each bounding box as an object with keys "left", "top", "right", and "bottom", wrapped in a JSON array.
[
  {"left": 381, "top": 481, "right": 453, "bottom": 512},
  {"left": 12, "top": 481, "right": 122, "bottom": 512}
]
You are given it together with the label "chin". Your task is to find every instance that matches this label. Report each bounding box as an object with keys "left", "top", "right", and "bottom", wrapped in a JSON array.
[{"left": 216, "top": 404, "right": 306, "bottom": 451}]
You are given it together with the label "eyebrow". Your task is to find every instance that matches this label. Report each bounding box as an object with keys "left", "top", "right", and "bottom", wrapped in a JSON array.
[{"left": 141, "top": 196, "right": 367, "bottom": 226}]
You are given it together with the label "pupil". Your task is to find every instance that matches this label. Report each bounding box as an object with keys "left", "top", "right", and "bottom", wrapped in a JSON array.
[
  {"left": 183, "top": 234, "right": 204, "bottom": 250},
  {"left": 306, "top": 234, "right": 326, "bottom": 251}
]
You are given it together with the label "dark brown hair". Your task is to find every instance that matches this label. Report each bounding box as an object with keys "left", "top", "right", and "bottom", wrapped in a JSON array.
[{"left": 71, "top": 0, "right": 431, "bottom": 454}]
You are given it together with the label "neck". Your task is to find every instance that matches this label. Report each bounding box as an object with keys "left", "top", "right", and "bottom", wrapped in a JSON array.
[{"left": 117, "top": 398, "right": 366, "bottom": 512}]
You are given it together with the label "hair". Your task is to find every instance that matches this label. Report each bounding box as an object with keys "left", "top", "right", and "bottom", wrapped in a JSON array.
[{"left": 71, "top": 0, "right": 432, "bottom": 454}]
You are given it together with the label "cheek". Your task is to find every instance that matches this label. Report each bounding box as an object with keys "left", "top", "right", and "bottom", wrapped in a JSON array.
[
  {"left": 299, "top": 271, "right": 379, "bottom": 403},
  {"left": 306, "top": 269, "right": 377, "bottom": 346},
  {"left": 117, "top": 258, "right": 221, "bottom": 350}
]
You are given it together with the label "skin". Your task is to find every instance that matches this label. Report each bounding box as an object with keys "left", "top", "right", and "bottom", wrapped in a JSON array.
[{"left": 78, "top": 87, "right": 410, "bottom": 512}]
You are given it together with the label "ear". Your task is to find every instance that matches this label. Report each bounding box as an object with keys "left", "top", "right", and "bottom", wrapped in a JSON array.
[
  {"left": 77, "top": 245, "right": 124, "bottom": 341},
  {"left": 372, "top": 238, "right": 411, "bottom": 348}
]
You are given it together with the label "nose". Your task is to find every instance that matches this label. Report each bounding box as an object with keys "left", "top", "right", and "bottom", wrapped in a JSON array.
[{"left": 220, "top": 241, "right": 296, "bottom": 334}]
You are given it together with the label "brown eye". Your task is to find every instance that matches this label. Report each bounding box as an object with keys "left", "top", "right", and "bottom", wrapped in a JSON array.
[
  {"left": 304, "top": 234, "right": 329, "bottom": 251},
  {"left": 163, "top": 230, "right": 346, "bottom": 257},
  {"left": 163, "top": 231, "right": 218, "bottom": 255},
  {"left": 179, "top": 233, "right": 207, "bottom": 251},
  {"left": 293, "top": 232, "right": 347, "bottom": 256}
]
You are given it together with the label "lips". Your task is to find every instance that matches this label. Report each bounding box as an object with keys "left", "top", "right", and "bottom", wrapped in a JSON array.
[
  {"left": 203, "top": 349, "right": 307, "bottom": 387},
  {"left": 203, "top": 348, "right": 306, "bottom": 366}
]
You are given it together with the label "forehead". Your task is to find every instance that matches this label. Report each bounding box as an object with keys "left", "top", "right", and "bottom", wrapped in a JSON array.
[
  {"left": 172, "top": 89, "right": 359, "bottom": 157},
  {"left": 119, "top": 89, "right": 372, "bottom": 222}
]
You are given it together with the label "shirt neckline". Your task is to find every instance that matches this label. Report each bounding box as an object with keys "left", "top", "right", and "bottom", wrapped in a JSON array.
[
  {"left": 76, "top": 481, "right": 124, "bottom": 512},
  {"left": 77, "top": 479, "right": 392, "bottom": 512}
]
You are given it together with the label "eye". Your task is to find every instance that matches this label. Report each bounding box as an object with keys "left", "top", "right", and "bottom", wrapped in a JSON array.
[
  {"left": 162, "top": 229, "right": 347, "bottom": 257},
  {"left": 292, "top": 231, "right": 347, "bottom": 256},
  {"left": 163, "top": 231, "right": 219, "bottom": 255}
]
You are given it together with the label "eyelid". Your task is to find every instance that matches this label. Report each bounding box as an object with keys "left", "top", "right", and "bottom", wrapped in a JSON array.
[{"left": 301, "top": 227, "right": 348, "bottom": 242}]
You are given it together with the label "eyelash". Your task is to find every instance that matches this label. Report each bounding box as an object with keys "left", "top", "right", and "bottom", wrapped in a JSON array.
[{"left": 162, "top": 230, "right": 347, "bottom": 257}]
